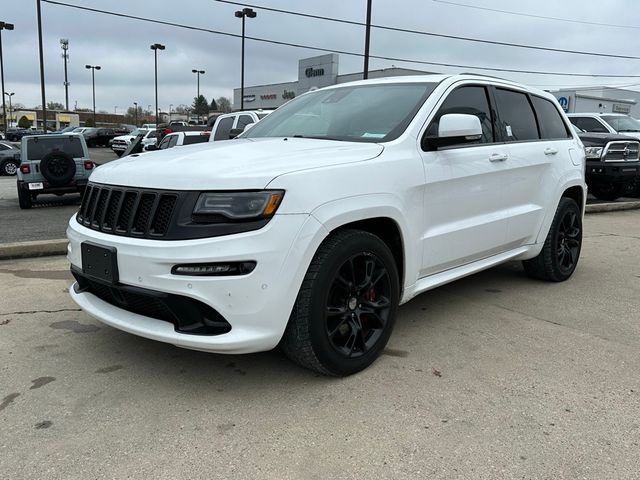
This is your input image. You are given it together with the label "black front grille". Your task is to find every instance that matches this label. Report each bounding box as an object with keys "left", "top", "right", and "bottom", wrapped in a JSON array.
[
  {"left": 72, "top": 267, "right": 232, "bottom": 336},
  {"left": 77, "top": 184, "right": 177, "bottom": 238}
]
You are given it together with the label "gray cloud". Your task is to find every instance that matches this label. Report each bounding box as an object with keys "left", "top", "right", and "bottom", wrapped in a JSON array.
[{"left": 2, "top": 0, "right": 639, "bottom": 112}]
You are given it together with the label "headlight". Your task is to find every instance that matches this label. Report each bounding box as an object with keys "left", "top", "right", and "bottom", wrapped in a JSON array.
[
  {"left": 584, "top": 146, "right": 603, "bottom": 159},
  {"left": 193, "top": 190, "right": 284, "bottom": 221}
]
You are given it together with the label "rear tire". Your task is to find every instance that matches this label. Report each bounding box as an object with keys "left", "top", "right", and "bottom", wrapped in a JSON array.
[
  {"left": 17, "top": 183, "right": 32, "bottom": 209},
  {"left": 522, "top": 197, "right": 582, "bottom": 282},
  {"left": 280, "top": 229, "right": 400, "bottom": 376}
]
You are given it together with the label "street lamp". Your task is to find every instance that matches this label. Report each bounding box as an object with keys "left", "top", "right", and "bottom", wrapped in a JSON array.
[
  {"left": 60, "top": 39, "right": 70, "bottom": 110},
  {"left": 0, "top": 21, "right": 15, "bottom": 133},
  {"left": 191, "top": 69, "right": 205, "bottom": 122},
  {"left": 150, "top": 43, "right": 165, "bottom": 124},
  {"left": 4, "top": 91, "right": 14, "bottom": 128},
  {"left": 114, "top": 106, "right": 117, "bottom": 114},
  {"left": 234, "top": 8, "right": 256, "bottom": 110},
  {"left": 133, "top": 101, "right": 138, "bottom": 127},
  {"left": 169, "top": 103, "right": 173, "bottom": 122},
  {"left": 85, "top": 64, "right": 101, "bottom": 126}
]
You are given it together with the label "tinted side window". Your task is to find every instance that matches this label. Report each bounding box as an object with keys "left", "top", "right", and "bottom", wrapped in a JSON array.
[
  {"left": 183, "top": 135, "right": 209, "bottom": 145},
  {"left": 494, "top": 88, "right": 539, "bottom": 141},
  {"left": 168, "top": 135, "right": 179, "bottom": 148},
  {"left": 237, "top": 115, "right": 255, "bottom": 129},
  {"left": 426, "top": 86, "right": 494, "bottom": 144},
  {"left": 214, "top": 117, "right": 235, "bottom": 141},
  {"left": 572, "top": 117, "right": 609, "bottom": 133},
  {"left": 531, "top": 96, "right": 571, "bottom": 139},
  {"left": 0, "top": 144, "right": 8, "bottom": 151},
  {"left": 158, "top": 136, "right": 172, "bottom": 150}
]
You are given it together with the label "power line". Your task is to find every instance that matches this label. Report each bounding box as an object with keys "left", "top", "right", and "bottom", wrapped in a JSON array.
[
  {"left": 432, "top": 0, "right": 640, "bottom": 30},
  {"left": 214, "top": 0, "right": 640, "bottom": 60},
  {"left": 41, "top": 0, "right": 640, "bottom": 78}
]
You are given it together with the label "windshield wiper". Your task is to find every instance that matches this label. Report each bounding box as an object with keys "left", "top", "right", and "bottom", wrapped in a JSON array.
[
  {"left": 291, "top": 135, "right": 346, "bottom": 141},
  {"left": 618, "top": 129, "right": 640, "bottom": 132}
]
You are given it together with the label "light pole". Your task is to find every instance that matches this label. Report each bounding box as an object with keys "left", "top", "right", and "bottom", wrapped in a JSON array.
[
  {"left": 60, "top": 38, "right": 70, "bottom": 110},
  {"left": 0, "top": 21, "right": 14, "bottom": 134},
  {"left": 150, "top": 43, "right": 165, "bottom": 124},
  {"left": 234, "top": 8, "right": 256, "bottom": 110},
  {"left": 169, "top": 103, "right": 173, "bottom": 122},
  {"left": 4, "top": 91, "right": 13, "bottom": 128},
  {"left": 133, "top": 101, "right": 138, "bottom": 126},
  {"left": 191, "top": 69, "right": 205, "bottom": 122},
  {"left": 85, "top": 64, "right": 101, "bottom": 126},
  {"left": 114, "top": 106, "right": 117, "bottom": 114}
]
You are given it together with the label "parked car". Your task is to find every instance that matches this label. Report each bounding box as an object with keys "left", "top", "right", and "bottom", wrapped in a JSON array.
[
  {"left": 82, "top": 128, "right": 119, "bottom": 147},
  {"left": 155, "top": 123, "right": 208, "bottom": 143},
  {"left": 110, "top": 128, "right": 158, "bottom": 156},
  {"left": 5, "top": 128, "right": 36, "bottom": 142},
  {"left": 567, "top": 113, "right": 640, "bottom": 140},
  {"left": 0, "top": 141, "right": 20, "bottom": 175},
  {"left": 146, "top": 131, "right": 210, "bottom": 151},
  {"left": 208, "top": 109, "right": 273, "bottom": 142},
  {"left": 67, "top": 74, "right": 586, "bottom": 376},
  {"left": 56, "top": 126, "right": 78, "bottom": 134},
  {"left": 577, "top": 132, "right": 639, "bottom": 200},
  {"left": 17, "top": 133, "right": 94, "bottom": 209}
]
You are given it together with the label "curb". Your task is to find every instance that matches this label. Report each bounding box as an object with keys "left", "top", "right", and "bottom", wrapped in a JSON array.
[
  {"left": 0, "top": 201, "right": 639, "bottom": 261},
  {"left": 0, "top": 239, "right": 68, "bottom": 261},
  {"left": 585, "top": 200, "right": 640, "bottom": 214}
]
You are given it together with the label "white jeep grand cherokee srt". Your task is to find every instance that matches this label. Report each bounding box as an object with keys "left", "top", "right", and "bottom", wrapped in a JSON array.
[{"left": 67, "top": 74, "right": 586, "bottom": 376}]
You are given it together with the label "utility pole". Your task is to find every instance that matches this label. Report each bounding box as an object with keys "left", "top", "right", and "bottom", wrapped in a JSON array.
[
  {"left": 363, "top": 0, "right": 372, "bottom": 80},
  {"left": 36, "top": 0, "right": 47, "bottom": 132},
  {"left": 133, "top": 101, "right": 138, "bottom": 126},
  {"left": 60, "top": 38, "right": 69, "bottom": 110}
]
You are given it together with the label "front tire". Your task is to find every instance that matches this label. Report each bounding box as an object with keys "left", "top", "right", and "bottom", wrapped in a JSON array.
[
  {"left": 280, "top": 229, "right": 400, "bottom": 376},
  {"left": 522, "top": 197, "right": 582, "bottom": 282},
  {"left": 1, "top": 160, "right": 18, "bottom": 176}
]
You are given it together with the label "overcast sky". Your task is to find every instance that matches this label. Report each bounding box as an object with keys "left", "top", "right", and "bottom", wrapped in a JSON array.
[{"left": 3, "top": 0, "right": 640, "bottom": 112}]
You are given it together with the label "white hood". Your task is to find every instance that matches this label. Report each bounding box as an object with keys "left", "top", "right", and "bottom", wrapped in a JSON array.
[{"left": 90, "top": 138, "right": 384, "bottom": 190}]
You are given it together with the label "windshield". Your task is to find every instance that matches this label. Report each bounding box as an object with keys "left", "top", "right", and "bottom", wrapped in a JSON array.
[
  {"left": 243, "top": 83, "right": 438, "bottom": 143},
  {"left": 601, "top": 115, "right": 640, "bottom": 132},
  {"left": 129, "top": 128, "right": 148, "bottom": 136},
  {"left": 72, "top": 128, "right": 85, "bottom": 133},
  {"left": 82, "top": 128, "right": 97, "bottom": 134}
]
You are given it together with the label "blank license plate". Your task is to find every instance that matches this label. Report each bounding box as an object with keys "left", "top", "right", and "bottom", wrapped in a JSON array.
[
  {"left": 81, "top": 242, "right": 119, "bottom": 285},
  {"left": 28, "top": 182, "right": 43, "bottom": 190}
]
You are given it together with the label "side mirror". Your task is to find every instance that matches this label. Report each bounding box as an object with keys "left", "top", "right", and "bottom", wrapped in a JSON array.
[
  {"left": 424, "top": 113, "right": 483, "bottom": 150},
  {"left": 229, "top": 127, "right": 245, "bottom": 139}
]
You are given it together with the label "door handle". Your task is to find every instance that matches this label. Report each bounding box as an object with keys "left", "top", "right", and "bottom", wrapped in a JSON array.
[
  {"left": 489, "top": 153, "right": 508, "bottom": 162},
  {"left": 544, "top": 147, "right": 558, "bottom": 156}
]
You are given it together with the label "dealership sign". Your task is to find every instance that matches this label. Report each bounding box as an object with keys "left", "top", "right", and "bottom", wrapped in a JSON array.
[
  {"left": 305, "top": 67, "right": 325, "bottom": 78},
  {"left": 557, "top": 96, "right": 570, "bottom": 112},
  {"left": 612, "top": 103, "right": 631, "bottom": 114},
  {"left": 260, "top": 94, "right": 277, "bottom": 100}
]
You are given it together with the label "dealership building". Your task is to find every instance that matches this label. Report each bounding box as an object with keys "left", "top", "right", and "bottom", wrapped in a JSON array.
[
  {"left": 233, "top": 54, "right": 433, "bottom": 109},
  {"left": 550, "top": 87, "right": 640, "bottom": 117}
]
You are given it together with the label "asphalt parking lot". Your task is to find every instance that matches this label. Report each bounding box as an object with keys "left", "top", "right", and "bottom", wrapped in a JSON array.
[
  {"left": 0, "top": 148, "right": 118, "bottom": 244},
  {"left": 1, "top": 210, "right": 639, "bottom": 479}
]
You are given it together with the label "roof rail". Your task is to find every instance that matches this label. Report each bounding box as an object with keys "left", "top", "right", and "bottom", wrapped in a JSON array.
[{"left": 459, "top": 72, "right": 512, "bottom": 82}]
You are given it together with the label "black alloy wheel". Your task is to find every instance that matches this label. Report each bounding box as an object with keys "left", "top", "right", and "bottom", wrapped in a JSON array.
[
  {"left": 523, "top": 197, "right": 582, "bottom": 282},
  {"left": 325, "top": 253, "right": 392, "bottom": 358},
  {"left": 281, "top": 229, "right": 400, "bottom": 376},
  {"left": 555, "top": 209, "right": 581, "bottom": 276}
]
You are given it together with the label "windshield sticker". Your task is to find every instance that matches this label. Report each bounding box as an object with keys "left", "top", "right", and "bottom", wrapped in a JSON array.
[{"left": 361, "top": 133, "right": 386, "bottom": 138}]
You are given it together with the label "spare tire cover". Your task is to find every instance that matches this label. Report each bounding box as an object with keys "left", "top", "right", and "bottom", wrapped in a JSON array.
[{"left": 40, "top": 152, "right": 76, "bottom": 185}]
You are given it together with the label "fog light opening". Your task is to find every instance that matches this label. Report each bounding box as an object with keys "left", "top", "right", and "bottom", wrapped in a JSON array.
[{"left": 171, "top": 261, "right": 257, "bottom": 276}]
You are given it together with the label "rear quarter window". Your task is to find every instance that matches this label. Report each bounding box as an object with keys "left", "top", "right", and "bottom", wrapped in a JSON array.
[
  {"left": 531, "top": 96, "right": 571, "bottom": 139},
  {"left": 183, "top": 135, "right": 209, "bottom": 145}
]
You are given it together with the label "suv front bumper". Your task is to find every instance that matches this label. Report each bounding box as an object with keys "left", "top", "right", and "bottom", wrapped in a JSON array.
[
  {"left": 67, "top": 213, "right": 326, "bottom": 354},
  {"left": 586, "top": 161, "right": 640, "bottom": 187}
]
